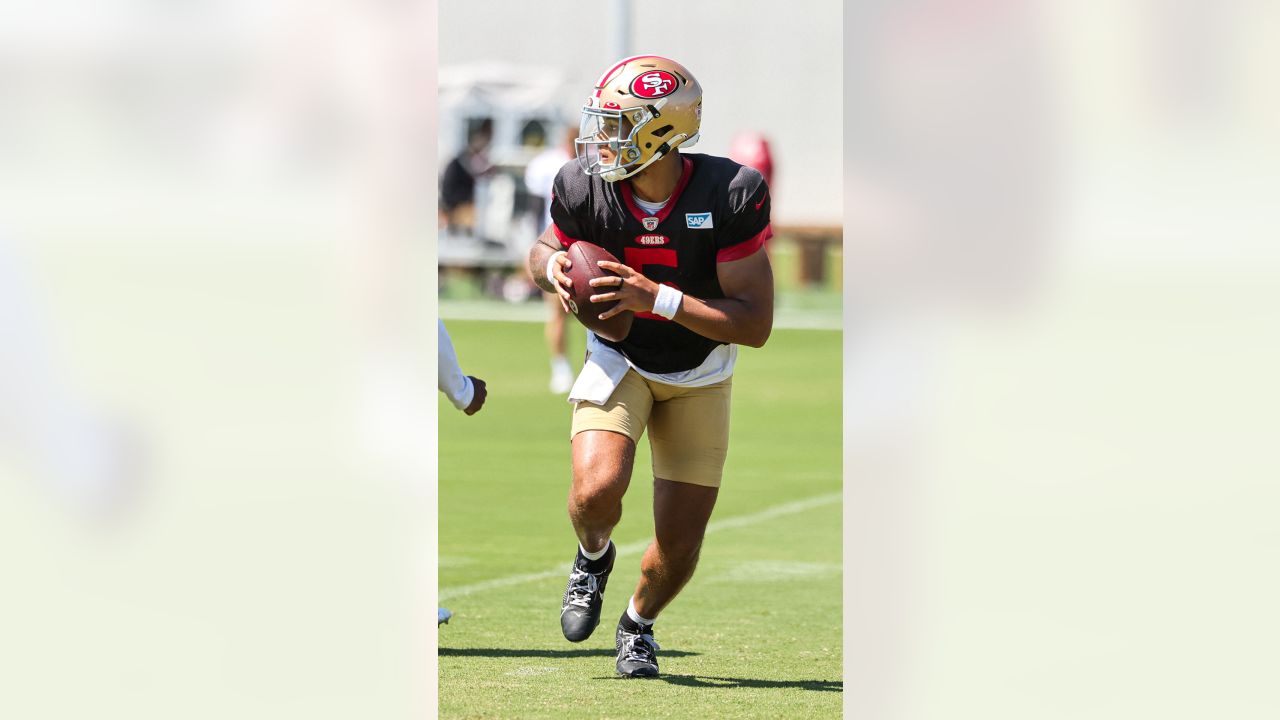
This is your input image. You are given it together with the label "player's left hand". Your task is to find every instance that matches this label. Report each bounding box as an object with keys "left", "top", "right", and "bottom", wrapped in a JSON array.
[
  {"left": 589, "top": 261, "right": 660, "bottom": 320},
  {"left": 464, "top": 377, "right": 487, "bottom": 415}
]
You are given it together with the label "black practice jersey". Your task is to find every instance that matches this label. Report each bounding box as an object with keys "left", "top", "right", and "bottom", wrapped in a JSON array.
[{"left": 550, "top": 153, "right": 772, "bottom": 374}]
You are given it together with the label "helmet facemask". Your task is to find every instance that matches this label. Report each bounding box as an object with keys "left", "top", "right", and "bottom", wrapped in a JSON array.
[
  {"left": 577, "top": 56, "right": 703, "bottom": 182},
  {"left": 576, "top": 102, "right": 660, "bottom": 182}
]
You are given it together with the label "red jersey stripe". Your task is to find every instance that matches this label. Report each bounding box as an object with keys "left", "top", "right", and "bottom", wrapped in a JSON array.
[
  {"left": 716, "top": 224, "right": 773, "bottom": 262},
  {"left": 593, "top": 54, "right": 678, "bottom": 93}
]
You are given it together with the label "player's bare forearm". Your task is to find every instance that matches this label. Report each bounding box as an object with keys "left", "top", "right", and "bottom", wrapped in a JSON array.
[
  {"left": 529, "top": 227, "right": 575, "bottom": 314},
  {"left": 691, "top": 250, "right": 774, "bottom": 347},
  {"left": 671, "top": 293, "right": 773, "bottom": 348},
  {"left": 592, "top": 250, "right": 774, "bottom": 348},
  {"left": 528, "top": 227, "right": 562, "bottom": 294}
]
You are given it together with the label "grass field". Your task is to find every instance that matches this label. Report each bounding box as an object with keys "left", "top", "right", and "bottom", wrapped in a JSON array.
[{"left": 438, "top": 320, "right": 843, "bottom": 719}]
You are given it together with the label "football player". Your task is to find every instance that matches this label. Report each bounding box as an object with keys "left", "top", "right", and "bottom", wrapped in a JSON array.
[
  {"left": 526, "top": 56, "right": 774, "bottom": 678},
  {"left": 437, "top": 319, "right": 487, "bottom": 418},
  {"left": 437, "top": 319, "right": 487, "bottom": 628}
]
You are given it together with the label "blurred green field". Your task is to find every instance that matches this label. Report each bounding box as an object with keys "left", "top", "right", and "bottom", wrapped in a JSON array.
[{"left": 438, "top": 320, "right": 842, "bottom": 719}]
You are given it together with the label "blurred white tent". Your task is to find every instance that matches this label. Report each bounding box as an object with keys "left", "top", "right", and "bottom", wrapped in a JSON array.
[
  {"left": 438, "top": 63, "right": 575, "bottom": 270},
  {"left": 437, "top": 63, "right": 572, "bottom": 164}
]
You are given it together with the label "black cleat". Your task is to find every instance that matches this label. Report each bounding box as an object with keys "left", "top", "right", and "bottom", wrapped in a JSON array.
[
  {"left": 615, "top": 619, "right": 660, "bottom": 678},
  {"left": 560, "top": 542, "right": 615, "bottom": 642}
]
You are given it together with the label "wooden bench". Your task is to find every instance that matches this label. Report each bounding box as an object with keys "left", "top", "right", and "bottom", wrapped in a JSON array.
[{"left": 774, "top": 224, "right": 843, "bottom": 288}]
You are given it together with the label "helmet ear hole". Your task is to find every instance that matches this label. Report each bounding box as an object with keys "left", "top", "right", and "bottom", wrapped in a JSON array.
[
  {"left": 652, "top": 125, "right": 674, "bottom": 138},
  {"left": 645, "top": 142, "right": 652, "bottom": 149}
]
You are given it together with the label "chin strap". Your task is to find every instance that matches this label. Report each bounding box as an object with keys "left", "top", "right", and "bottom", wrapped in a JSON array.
[{"left": 601, "top": 132, "right": 696, "bottom": 183}]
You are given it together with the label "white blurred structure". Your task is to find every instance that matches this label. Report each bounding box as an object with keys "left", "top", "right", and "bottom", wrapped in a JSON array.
[
  {"left": 438, "top": 64, "right": 570, "bottom": 163},
  {"left": 437, "top": 63, "right": 574, "bottom": 267}
]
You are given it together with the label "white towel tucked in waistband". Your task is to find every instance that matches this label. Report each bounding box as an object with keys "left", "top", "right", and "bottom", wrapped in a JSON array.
[{"left": 567, "top": 343, "right": 631, "bottom": 405}]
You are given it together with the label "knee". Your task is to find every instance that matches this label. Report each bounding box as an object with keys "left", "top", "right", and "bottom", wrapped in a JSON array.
[
  {"left": 568, "top": 473, "right": 625, "bottom": 521},
  {"left": 655, "top": 534, "right": 703, "bottom": 567},
  {"left": 569, "top": 431, "right": 635, "bottom": 523}
]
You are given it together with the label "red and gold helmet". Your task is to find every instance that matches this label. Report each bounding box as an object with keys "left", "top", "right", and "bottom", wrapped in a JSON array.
[{"left": 576, "top": 55, "right": 702, "bottom": 182}]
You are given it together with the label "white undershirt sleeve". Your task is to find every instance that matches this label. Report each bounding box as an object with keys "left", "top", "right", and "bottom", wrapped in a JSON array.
[{"left": 437, "top": 320, "right": 474, "bottom": 411}]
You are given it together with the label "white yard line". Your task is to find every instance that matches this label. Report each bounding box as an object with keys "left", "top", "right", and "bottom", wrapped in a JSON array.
[{"left": 439, "top": 492, "right": 841, "bottom": 602}]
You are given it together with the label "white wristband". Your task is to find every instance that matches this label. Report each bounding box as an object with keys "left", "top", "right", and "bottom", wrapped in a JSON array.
[
  {"left": 546, "top": 251, "right": 567, "bottom": 287},
  {"left": 652, "top": 284, "right": 683, "bottom": 320}
]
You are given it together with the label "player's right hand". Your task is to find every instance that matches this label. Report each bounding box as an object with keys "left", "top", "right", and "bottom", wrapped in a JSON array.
[
  {"left": 464, "top": 377, "right": 487, "bottom": 415},
  {"left": 549, "top": 251, "right": 574, "bottom": 312}
]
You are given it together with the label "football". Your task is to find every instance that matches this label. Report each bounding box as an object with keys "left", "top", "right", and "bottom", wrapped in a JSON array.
[{"left": 563, "top": 242, "right": 634, "bottom": 342}]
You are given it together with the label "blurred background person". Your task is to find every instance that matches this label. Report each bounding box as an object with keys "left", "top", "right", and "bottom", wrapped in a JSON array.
[
  {"left": 436, "top": 63, "right": 573, "bottom": 306},
  {"left": 440, "top": 118, "right": 494, "bottom": 233},
  {"left": 728, "top": 130, "right": 774, "bottom": 190},
  {"left": 524, "top": 124, "right": 580, "bottom": 393},
  {"left": 728, "top": 130, "right": 777, "bottom": 259}
]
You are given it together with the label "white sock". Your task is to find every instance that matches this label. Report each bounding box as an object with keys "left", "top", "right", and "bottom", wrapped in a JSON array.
[
  {"left": 627, "top": 596, "right": 656, "bottom": 627},
  {"left": 551, "top": 356, "right": 571, "bottom": 373},
  {"left": 579, "top": 540, "right": 611, "bottom": 561}
]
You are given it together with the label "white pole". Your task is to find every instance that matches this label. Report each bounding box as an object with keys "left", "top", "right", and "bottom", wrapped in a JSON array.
[{"left": 614, "top": 0, "right": 632, "bottom": 58}]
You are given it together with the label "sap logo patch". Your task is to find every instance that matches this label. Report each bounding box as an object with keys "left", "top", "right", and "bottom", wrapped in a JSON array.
[
  {"left": 636, "top": 234, "right": 669, "bottom": 246},
  {"left": 685, "top": 212, "right": 714, "bottom": 229}
]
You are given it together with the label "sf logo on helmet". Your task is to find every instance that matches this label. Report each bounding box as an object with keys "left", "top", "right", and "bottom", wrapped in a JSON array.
[{"left": 630, "top": 70, "right": 678, "bottom": 99}]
